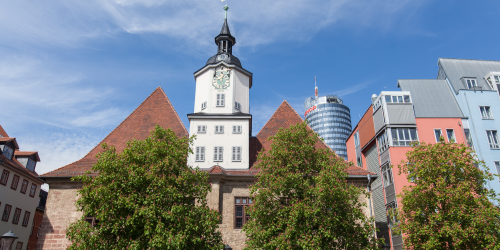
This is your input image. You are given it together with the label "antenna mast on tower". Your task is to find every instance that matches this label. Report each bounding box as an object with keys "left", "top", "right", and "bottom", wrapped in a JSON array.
[{"left": 315, "top": 76, "right": 318, "bottom": 98}]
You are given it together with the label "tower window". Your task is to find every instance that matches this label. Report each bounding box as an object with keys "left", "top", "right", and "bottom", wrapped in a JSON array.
[
  {"left": 235, "top": 102, "right": 241, "bottom": 111},
  {"left": 216, "top": 94, "right": 225, "bottom": 107},
  {"left": 214, "top": 146, "right": 223, "bottom": 162},
  {"left": 232, "top": 125, "right": 242, "bottom": 134},
  {"left": 232, "top": 146, "right": 242, "bottom": 162},
  {"left": 197, "top": 125, "right": 206, "bottom": 134},
  {"left": 201, "top": 102, "right": 207, "bottom": 110},
  {"left": 195, "top": 146, "right": 205, "bottom": 162},
  {"left": 223, "top": 41, "right": 227, "bottom": 52},
  {"left": 215, "top": 125, "right": 224, "bottom": 134}
]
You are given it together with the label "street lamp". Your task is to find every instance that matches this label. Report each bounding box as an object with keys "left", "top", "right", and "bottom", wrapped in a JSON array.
[{"left": 0, "top": 230, "right": 18, "bottom": 250}]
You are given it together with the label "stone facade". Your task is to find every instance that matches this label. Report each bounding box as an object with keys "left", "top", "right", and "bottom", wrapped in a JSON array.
[{"left": 37, "top": 180, "right": 82, "bottom": 250}]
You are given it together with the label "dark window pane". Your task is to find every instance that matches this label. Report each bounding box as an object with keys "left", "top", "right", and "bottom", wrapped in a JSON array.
[
  {"left": 236, "top": 218, "right": 242, "bottom": 228},
  {"left": 410, "top": 129, "right": 417, "bottom": 140},
  {"left": 236, "top": 207, "right": 243, "bottom": 216},
  {"left": 398, "top": 96, "right": 403, "bottom": 103},
  {"left": 403, "top": 129, "right": 410, "bottom": 141},
  {"left": 249, "top": 199, "right": 253, "bottom": 204},
  {"left": 398, "top": 128, "right": 404, "bottom": 140},
  {"left": 385, "top": 96, "right": 392, "bottom": 103},
  {"left": 404, "top": 95, "right": 410, "bottom": 103},
  {"left": 392, "top": 96, "right": 397, "bottom": 103}
]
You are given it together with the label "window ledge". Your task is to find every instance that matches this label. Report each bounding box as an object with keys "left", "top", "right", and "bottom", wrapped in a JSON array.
[{"left": 482, "top": 118, "right": 494, "bottom": 120}]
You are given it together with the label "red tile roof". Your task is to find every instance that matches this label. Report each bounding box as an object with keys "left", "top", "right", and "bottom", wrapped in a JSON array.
[
  {"left": 14, "top": 151, "right": 41, "bottom": 162},
  {"left": 41, "top": 87, "right": 188, "bottom": 178},
  {"left": 0, "top": 137, "right": 20, "bottom": 149},
  {"left": 0, "top": 124, "right": 8, "bottom": 137},
  {"left": 1, "top": 153, "right": 42, "bottom": 182}
]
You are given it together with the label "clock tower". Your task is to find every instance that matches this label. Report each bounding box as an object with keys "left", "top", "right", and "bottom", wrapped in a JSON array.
[{"left": 188, "top": 6, "right": 253, "bottom": 169}]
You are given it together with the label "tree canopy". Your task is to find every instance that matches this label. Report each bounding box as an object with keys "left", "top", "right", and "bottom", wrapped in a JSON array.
[
  {"left": 66, "top": 126, "right": 223, "bottom": 250},
  {"left": 243, "top": 122, "right": 381, "bottom": 249},
  {"left": 396, "top": 140, "right": 500, "bottom": 249}
]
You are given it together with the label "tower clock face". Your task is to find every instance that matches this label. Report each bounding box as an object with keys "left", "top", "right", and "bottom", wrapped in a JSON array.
[{"left": 212, "top": 67, "right": 231, "bottom": 91}]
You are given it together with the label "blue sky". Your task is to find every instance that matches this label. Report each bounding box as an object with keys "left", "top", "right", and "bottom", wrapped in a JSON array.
[{"left": 1, "top": 0, "right": 500, "bottom": 175}]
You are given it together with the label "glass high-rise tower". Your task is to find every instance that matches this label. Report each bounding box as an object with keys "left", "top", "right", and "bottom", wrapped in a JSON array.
[{"left": 304, "top": 94, "right": 352, "bottom": 159}]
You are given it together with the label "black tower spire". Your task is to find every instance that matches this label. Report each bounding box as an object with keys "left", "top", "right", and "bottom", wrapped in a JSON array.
[{"left": 206, "top": 5, "right": 242, "bottom": 67}]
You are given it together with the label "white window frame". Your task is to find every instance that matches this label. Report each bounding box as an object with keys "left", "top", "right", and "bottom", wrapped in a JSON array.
[
  {"left": 446, "top": 129, "right": 456, "bottom": 143},
  {"left": 381, "top": 164, "right": 394, "bottom": 187},
  {"left": 385, "top": 95, "right": 411, "bottom": 104},
  {"left": 480, "top": 106, "right": 493, "bottom": 120},
  {"left": 235, "top": 102, "right": 241, "bottom": 111},
  {"left": 434, "top": 129, "right": 443, "bottom": 143},
  {"left": 232, "top": 146, "right": 242, "bottom": 162},
  {"left": 465, "top": 78, "right": 477, "bottom": 89},
  {"left": 354, "top": 131, "right": 360, "bottom": 147},
  {"left": 391, "top": 128, "right": 418, "bottom": 146},
  {"left": 216, "top": 94, "right": 225, "bottom": 107},
  {"left": 201, "top": 102, "right": 207, "bottom": 110},
  {"left": 232, "top": 125, "right": 242, "bottom": 134},
  {"left": 486, "top": 130, "right": 500, "bottom": 149},
  {"left": 195, "top": 146, "right": 205, "bottom": 162},
  {"left": 214, "top": 146, "right": 223, "bottom": 162},
  {"left": 495, "top": 162, "right": 500, "bottom": 182},
  {"left": 215, "top": 125, "right": 224, "bottom": 134},
  {"left": 197, "top": 125, "right": 207, "bottom": 134},
  {"left": 377, "top": 131, "right": 389, "bottom": 153}
]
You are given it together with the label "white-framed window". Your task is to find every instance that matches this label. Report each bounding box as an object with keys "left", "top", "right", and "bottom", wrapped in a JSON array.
[
  {"left": 391, "top": 128, "right": 418, "bottom": 146},
  {"left": 215, "top": 125, "right": 224, "bottom": 134},
  {"left": 232, "top": 146, "right": 242, "bottom": 162},
  {"left": 2, "top": 145, "right": 13, "bottom": 160},
  {"left": 354, "top": 131, "right": 360, "bottom": 147},
  {"left": 216, "top": 94, "right": 225, "bottom": 107},
  {"left": 480, "top": 106, "right": 493, "bottom": 120},
  {"left": 381, "top": 164, "right": 394, "bottom": 187},
  {"left": 214, "top": 146, "right": 223, "bottom": 162},
  {"left": 201, "top": 102, "right": 207, "bottom": 110},
  {"left": 465, "top": 78, "right": 477, "bottom": 89},
  {"left": 446, "top": 129, "right": 456, "bottom": 143},
  {"left": 377, "top": 131, "right": 389, "bottom": 153},
  {"left": 385, "top": 95, "right": 411, "bottom": 104},
  {"left": 495, "top": 162, "right": 500, "bottom": 182},
  {"left": 235, "top": 102, "right": 241, "bottom": 111},
  {"left": 464, "top": 129, "right": 474, "bottom": 150},
  {"left": 232, "top": 125, "right": 242, "bottom": 134},
  {"left": 197, "top": 125, "right": 207, "bottom": 134},
  {"left": 356, "top": 157, "right": 362, "bottom": 167},
  {"left": 434, "top": 129, "right": 443, "bottom": 142},
  {"left": 195, "top": 146, "right": 205, "bottom": 162},
  {"left": 26, "top": 158, "right": 36, "bottom": 172},
  {"left": 486, "top": 130, "right": 500, "bottom": 149}
]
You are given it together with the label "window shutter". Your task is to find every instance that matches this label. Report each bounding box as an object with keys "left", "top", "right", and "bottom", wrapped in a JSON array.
[
  {"left": 221, "top": 94, "right": 225, "bottom": 106},
  {"left": 216, "top": 94, "right": 220, "bottom": 106},
  {"left": 238, "top": 126, "right": 241, "bottom": 133},
  {"left": 237, "top": 147, "right": 241, "bottom": 161},
  {"left": 196, "top": 147, "right": 200, "bottom": 161},
  {"left": 214, "top": 147, "right": 218, "bottom": 161},
  {"left": 233, "top": 126, "right": 236, "bottom": 133},
  {"left": 232, "top": 147, "right": 236, "bottom": 161},
  {"left": 201, "top": 147, "right": 205, "bottom": 161}
]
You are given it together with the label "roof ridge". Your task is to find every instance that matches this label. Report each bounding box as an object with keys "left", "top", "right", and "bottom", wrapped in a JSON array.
[
  {"left": 157, "top": 87, "right": 188, "bottom": 135},
  {"left": 256, "top": 100, "right": 292, "bottom": 138},
  {"left": 42, "top": 87, "right": 184, "bottom": 176},
  {"left": 439, "top": 58, "right": 500, "bottom": 63}
]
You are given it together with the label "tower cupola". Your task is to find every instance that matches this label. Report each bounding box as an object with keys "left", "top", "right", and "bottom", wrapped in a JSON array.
[{"left": 206, "top": 5, "right": 242, "bottom": 67}]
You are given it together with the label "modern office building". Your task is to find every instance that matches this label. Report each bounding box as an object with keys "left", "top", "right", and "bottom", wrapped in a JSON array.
[
  {"left": 346, "top": 80, "right": 468, "bottom": 250},
  {"left": 436, "top": 58, "right": 500, "bottom": 196},
  {"left": 304, "top": 89, "right": 352, "bottom": 159}
]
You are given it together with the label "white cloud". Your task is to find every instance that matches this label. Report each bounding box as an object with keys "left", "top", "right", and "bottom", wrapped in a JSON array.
[
  {"left": 0, "top": 55, "right": 127, "bottom": 129},
  {"left": 0, "top": 0, "right": 427, "bottom": 52}
]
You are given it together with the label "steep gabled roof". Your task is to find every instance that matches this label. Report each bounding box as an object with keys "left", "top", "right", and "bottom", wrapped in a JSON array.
[
  {"left": 0, "top": 124, "right": 8, "bottom": 137},
  {"left": 41, "top": 87, "right": 188, "bottom": 178},
  {"left": 14, "top": 150, "right": 41, "bottom": 162}
]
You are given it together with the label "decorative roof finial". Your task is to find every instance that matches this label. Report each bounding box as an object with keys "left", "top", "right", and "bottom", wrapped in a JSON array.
[{"left": 224, "top": 5, "right": 229, "bottom": 19}]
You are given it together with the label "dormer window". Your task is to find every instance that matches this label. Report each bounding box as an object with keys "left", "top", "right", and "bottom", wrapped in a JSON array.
[
  {"left": 385, "top": 95, "right": 411, "bottom": 103},
  {"left": 2, "top": 145, "right": 13, "bottom": 160},
  {"left": 26, "top": 158, "right": 36, "bottom": 172},
  {"left": 465, "top": 78, "right": 477, "bottom": 89}
]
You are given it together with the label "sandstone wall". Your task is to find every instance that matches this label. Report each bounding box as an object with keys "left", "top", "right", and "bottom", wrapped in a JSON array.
[{"left": 36, "top": 181, "right": 82, "bottom": 250}]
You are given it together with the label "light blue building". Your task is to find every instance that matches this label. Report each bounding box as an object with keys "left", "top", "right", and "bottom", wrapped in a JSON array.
[{"left": 437, "top": 58, "right": 500, "bottom": 198}]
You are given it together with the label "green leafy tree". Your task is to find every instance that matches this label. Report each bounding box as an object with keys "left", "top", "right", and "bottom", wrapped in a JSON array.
[
  {"left": 396, "top": 140, "right": 500, "bottom": 249},
  {"left": 243, "top": 122, "right": 381, "bottom": 249},
  {"left": 67, "top": 126, "right": 223, "bottom": 250}
]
